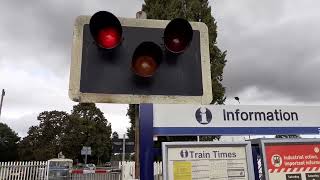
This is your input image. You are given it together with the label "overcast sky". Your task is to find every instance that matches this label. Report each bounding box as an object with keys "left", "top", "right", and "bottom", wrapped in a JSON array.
[{"left": 1, "top": 0, "right": 320, "bottom": 137}]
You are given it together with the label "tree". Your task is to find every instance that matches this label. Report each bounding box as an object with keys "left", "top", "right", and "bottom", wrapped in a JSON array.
[
  {"left": 126, "top": 0, "right": 226, "bottom": 142},
  {"left": 59, "top": 114, "right": 87, "bottom": 162},
  {"left": 112, "top": 131, "right": 119, "bottom": 140},
  {"left": 126, "top": 104, "right": 137, "bottom": 141},
  {"left": 68, "top": 103, "right": 112, "bottom": 164},
  {"left": 0, "top": 123, "right": 20, "bottom": 161},
  {"left": 143, "top": 0, "right": 227, "bottom": 105},
  {"left": 19, "top": 103, "right": 112, "bottom": 164},
  {"left": 18, "top": 111, "right": 69, "bottom": 160}
]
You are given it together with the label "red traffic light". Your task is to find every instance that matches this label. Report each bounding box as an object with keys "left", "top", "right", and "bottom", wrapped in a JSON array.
[
  {"left": 89, "top": 11, "right": 122, "bottom": 49},
  {"left": 132, "top": 42, "right": 162, "bottom": 78},
  {"left": 164, "top": 18, "right": 193, "bottom": 53}
]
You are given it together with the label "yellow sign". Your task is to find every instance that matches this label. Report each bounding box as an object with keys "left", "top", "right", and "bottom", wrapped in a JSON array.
[{"left": 173, "top": 161, "right": 192, "bottom": 180}]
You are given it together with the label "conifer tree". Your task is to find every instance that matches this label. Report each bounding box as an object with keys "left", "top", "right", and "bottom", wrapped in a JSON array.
[
  {"left": 127, "top": 0, "right": 227, "bottom": 142},
  {"left": 143, "top": 0, "right": 227, "bottom": 104}
]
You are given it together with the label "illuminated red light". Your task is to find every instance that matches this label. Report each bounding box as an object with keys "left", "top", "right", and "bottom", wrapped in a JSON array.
[
  {"left": 89, "top": 11, "right": 122, "bottom": 50},
  {"left": 97, "top": 27, "right": 121, "bottom": 49}
]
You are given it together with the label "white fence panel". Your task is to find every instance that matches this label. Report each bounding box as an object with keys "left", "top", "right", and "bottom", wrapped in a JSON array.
[
  {"left": 154, "top": 162, "right": 163, "bottom": 180},
  {"left": 120, "top": 161, "right": 163, "bottom": 180},
  {"left": 121, "top": 161, "right": 135, "bottom": 180},
  {"left": 0, "top": 161, "right": 47, "bottom": 180},
  {"left": 0, "top": 161, "right": 122, "bottom": 180}
]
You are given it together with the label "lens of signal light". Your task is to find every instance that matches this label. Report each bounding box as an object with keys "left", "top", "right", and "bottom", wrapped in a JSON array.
[
  {"left": 97, "top": 27, "right": 121, "bottom": 49},
  {"left": 164, "top": 18, "right": 193, "bottom": 53},
  {"left": 132, "top": 42, "right": 162, "bottom": 78},
  {"left": 89, "top": 11, "right": 122, "bottom": 49}
]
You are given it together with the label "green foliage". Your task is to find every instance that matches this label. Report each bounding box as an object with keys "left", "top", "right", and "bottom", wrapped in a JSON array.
[
  {"left": 126, "top": 0, "right": 227, "bottom": 142},
  {"left": 0, "top": 123, "right": 20, "bottom": 161},
  {"left": 110, "top": 153, "right": 134, "bottom": 161},
  {"left": 69, "top": 103, "right": 112, "bottom": 164},
  {"left": 200, "top": 135, "right": 220, "bottom": 141},
  {"left": 112, "top": 131, "right": 119, "bottom": 140},
  {"left": 142, "top": 0, "right": 227, "bottom": 104},
  {"left": 18, "top": 111, "right": 68, "bottom": 161},
  {"left": 18, "top": 103, "right": 112, "bottom": 164},
  {"left": 126, "top": 104, "right": 137, "bottom": 141}
]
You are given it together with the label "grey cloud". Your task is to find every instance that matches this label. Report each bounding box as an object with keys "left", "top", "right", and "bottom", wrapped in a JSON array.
[
  {"left": 2, "top": 114, "right": 39, "bottom": 138},
  {"left": 213, "top": 0, "right": 320, "bottom": 103},
  {"left": 0, "top": 0, "right": 138, "bottom": 136},
  {"left": 223, "top": 18, "right": 320, "bottom": 102},
  {"left": 212, "top": 0, "right": 286, "bottom": 28},
  {"left": 0, "top": 0, "right": 143, "bottom": 76}
]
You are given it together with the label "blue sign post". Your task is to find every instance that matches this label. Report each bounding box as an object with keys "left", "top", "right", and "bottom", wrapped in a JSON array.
[{"left": 139, "top": 104, "right": 154, "bottom": 180}]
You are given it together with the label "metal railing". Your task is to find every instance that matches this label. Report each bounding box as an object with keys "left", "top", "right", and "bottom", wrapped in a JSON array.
[{"left": 70, "top": 173, "right": 120, "bottom": 180}]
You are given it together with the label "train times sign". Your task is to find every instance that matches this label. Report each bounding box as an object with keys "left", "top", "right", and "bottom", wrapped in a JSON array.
[{"left": 162, "top": 142, "right": 255, "bottom": 180}]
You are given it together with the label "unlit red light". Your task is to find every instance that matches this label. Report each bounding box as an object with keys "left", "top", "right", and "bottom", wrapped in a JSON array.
[
  {"left": 164, "top": 18, "right": 193, "bottom": 53},
  {"left": 97, "top": 27, "right": 121, "bottom": 49},
  {"left": 165, "top": 35, "right": 188, "bottom": 53},
  {"left": 132, "top": 56, "right": 158, "bottom": 77}
]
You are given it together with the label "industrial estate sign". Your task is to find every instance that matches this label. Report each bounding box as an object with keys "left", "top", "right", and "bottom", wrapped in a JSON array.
[
  {"left": 162, "top": 142, "right": 254, "bottom": 180},
  {"left": 259, "top": 139, "right": 320, "bottom": 180},
  {"left": 152, "top": 104, "right": 320, "bottom": 135}
]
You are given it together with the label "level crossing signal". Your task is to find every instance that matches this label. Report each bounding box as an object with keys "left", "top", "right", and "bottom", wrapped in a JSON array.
[{"left": 69, "top": 11, "right": 212, "bottom": 104}]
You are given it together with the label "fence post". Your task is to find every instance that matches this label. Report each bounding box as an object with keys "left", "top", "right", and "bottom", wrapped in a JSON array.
[
  {"left": 8, "top": 161, "right": 12, "bottom": 179},
  {"left": 0, "top": 162, "right": 2, "bottom": 178},
  {"left": 18, "top": 161, "right": 21, "bottom": 180},
  {"left": 43, "top": 161, "right": 48, "bottom": 179},
  {"left": 4, "top": 162, "right": 8, "bottom": 179},
  {"left": 22, "top": 161, "right": 27, "bottom": 180}
]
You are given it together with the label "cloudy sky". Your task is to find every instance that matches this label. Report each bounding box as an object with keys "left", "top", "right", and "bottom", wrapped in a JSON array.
[{"left": 0, "top": 0, "right": 319, "bottom": 137}]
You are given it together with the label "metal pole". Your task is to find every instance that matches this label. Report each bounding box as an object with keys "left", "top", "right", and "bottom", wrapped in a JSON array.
[
  {"left": 234, "top": 97, "right": 251, "bottom": 140},
  {"left": 134, "top": 105, "right": 140, "bottom": 179},
  {"left": 134, "top": 11, "right": 147, "bottom": 179},
  {"left": 0, "top": 89, "right": 5, "bottom": 120},
  {"left": 85, "top": 153, "right": 87, "bottom": 164},
  {"left": 122, "top": 134, "right": 126, "bottom": 163}
]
